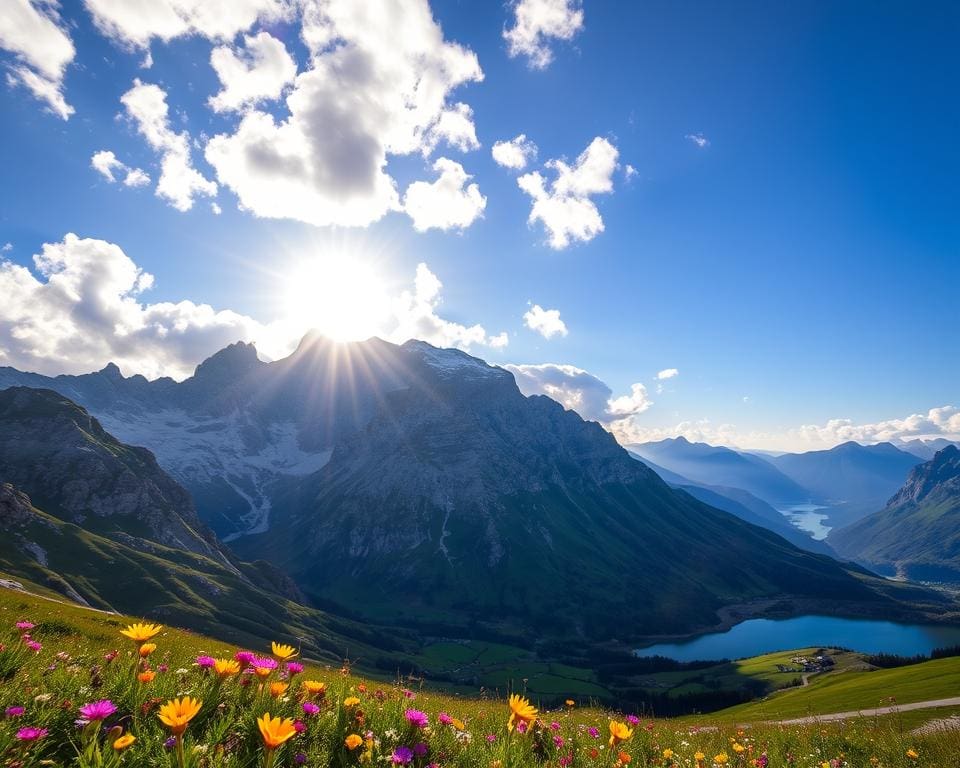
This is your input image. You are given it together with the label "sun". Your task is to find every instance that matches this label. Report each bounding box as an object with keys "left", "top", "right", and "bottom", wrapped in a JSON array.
[{"left": 280, "top": 254, "right": 391, "bottom": 342}]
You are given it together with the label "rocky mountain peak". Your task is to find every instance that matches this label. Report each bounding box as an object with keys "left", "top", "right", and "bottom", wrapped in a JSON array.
[{"left": 888, "top": 445, "right": 960, "bottom": 506}]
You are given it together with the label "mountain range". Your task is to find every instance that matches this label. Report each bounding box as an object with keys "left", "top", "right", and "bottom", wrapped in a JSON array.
[
  {"left": 830, "top": 446, "right": 960, "bottom": 581},
  {"left": 0, "top": 335, "right": 943, "bottom": 649}
]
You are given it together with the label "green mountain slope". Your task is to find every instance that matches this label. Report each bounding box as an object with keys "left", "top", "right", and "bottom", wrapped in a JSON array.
[{"left": 829, "top": 446, "right": 960, "bottom": 580}]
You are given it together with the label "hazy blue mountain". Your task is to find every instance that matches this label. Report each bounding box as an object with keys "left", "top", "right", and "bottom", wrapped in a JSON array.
[
  {"left": 769, "top": 441, "right": 921, "bottom": 507},
  {"left": 829, "top": 446, "right": 960, "bottom": 581},
  {"left": 627, "top": 437, "right": 810, "bottom": 505},
  {"left": 892, "top": 438, "right": 960, "bottom": 461}
]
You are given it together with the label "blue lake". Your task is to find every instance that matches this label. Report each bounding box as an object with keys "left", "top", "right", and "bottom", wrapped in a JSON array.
[{"left": 636, "top": 615, "right": 960, "bottom": 661}]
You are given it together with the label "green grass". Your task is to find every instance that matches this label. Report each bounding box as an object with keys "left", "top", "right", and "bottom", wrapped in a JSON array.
[
  {"left": 1, "top": 587, "right": 960, "bottom": 767},
  {"left": 717, "top": 656, "right": 960, "bottom": 721}
]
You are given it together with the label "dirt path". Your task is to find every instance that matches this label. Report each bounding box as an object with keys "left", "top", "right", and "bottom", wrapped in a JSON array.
[{"left": 772, "top": 697, "right": 960, "bottom": 726}]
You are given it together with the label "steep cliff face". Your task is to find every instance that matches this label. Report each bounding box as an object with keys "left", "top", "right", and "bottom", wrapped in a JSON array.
[
  {"left": 829, "top": 446, "right": 960, "bottom": 580},
  {"left": 0, "top": 387, "right": 230, "bottom": 566}
]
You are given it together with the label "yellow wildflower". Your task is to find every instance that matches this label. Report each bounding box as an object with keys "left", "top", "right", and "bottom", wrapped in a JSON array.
[
  {"left": 157, "top": 697, "right": 202, "bottom": 736},
  {"left": 507, "top": 694, "right": 537, "bottom": 732},
  {"left": 258, "top": 713, "right": 297, "bottom": 750},
  {"left": 214, "top": 658, "right": 240, "bottom": 677},
  {"left": 113, "top": 733, "right": 135, "bottom": 750},
  {"left": 345, "top": 734, "right": 363, "bottom": 750},
  {"left": 271, "top": 641, "right": 298, "bottom": 661},
  {"left": 120, "top": 623, "right": 162, "bottom": 643},
  {"left": 608, "top": 721, "right": 633, "bottom": 747}
]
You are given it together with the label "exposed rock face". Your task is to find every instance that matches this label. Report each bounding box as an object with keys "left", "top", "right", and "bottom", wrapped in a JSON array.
[
  {"left": 829, "top": 446, "right": 960, "bottom": 580},
  {"left": 0, "top": 387, "right": 231, "bottom": 567}
]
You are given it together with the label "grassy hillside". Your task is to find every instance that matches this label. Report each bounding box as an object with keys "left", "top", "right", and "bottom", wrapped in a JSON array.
[
  {"left": 716, "top": 656, "right": 960, "bottom": 721},
  {"left": 1, "top": 588, "right": 958, "bottom": 767}
]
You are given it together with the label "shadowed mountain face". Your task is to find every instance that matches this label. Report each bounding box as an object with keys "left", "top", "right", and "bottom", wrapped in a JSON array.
[
  {"left": 769, "top": 441, "right": 921, "bottom": 507},
  {"left": 627, "top": 437, "right": 810, "bottom": 505},
  {"left": 829, "top": 446, "right": 960, "bottom": 581},
  {"left": 0, "top": 337, "right": 928, "bottom": 642}
]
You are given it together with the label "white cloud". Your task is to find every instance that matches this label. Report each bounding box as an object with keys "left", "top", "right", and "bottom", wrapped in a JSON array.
[
  {"left": 121, "top": 79, "right": 217, "bottom": 211},
  {"left": 505, "top": 363, "right": 650, "bottom": 427},
  {"left": 403, "top": 158, "right": 486, "bottom": 232},
  {"left": 504, "top": 0, "right": 583, "bottom": 70},
  {"left": 91, "top": 149, "right": 151, "bottom": 187},
  {"left": 523, "top": 303, "right": 567, "bottom": 339},
  {"left": 0, "top": 233, "right": 267, "bottom": 380},
  {"left": 686, "top": 133, "right": 709, "bottom": 148},
  {"left": 492, "top": 134, "right": 537, "bottom": 170},
  {"left": 83, "top": 0, "right": 290, "bottom": 48},
  {"left": 423, "top": 102, "right": 480, "bottom": 155},
  {"left": 623, "top": 163, "right": 638, "bottom": 181},
  {"left": 0, "top": 236, "right": 508, "bottom": 380},
  {"left": 1, "top": 243, "right": 12, "bottom": 252},
  {"left": 209, "top": 31, "right": 297, "bottom": 113},
  {"left": 0, "top": 0, "right": 75, "bottom": 118},
  {"left": 656, "top": 368, "right": 679, "bottom": 380},
  {"left": 517, "top": 136, "right": 619, "bottom": 248},
  {"left": 389, "top": 263, "right": 506, "bottom": 351},
  {"left": 211, "top": 202, "right": 222, "bottom": 215},
  {"left": 204, "top": 0, "right": 483, "bottom": 229}
]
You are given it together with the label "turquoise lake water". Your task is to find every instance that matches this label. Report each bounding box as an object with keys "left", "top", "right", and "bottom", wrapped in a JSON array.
[{"left": 636, "top": 614, "right": 960, "bottom": 661}]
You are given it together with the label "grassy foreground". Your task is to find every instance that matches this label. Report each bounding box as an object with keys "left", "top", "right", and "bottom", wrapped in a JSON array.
[{"left": 0, "top": 589, "right": 959, "bottom": 767}]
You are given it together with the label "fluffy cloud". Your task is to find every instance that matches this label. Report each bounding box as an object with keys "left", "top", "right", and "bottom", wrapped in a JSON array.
[
  {"left": 523, "top": 303, "right": 567, "bottom": 339},
  {"left": 492, "top": 134, "right": 538, "bottom": 170},
  {"left": 423, "top": 102, "right": 480, "bottom": 155},
  {"left": 121, "top": 80, "right": 218, "bottom": 211},
  {"left": 83, "top": 0, "right": 289, "bottom": 48},
  {"left": 204, "top": 0, "right": 483, "bottom": 228},
  {"left": 209, "top": 31, "right": 297, "bottom": 113},
  {"left": 389, "top": 263, "right": 507, "bottom": 351},
  {"left": 0, "top": 233, "right": 266, "bottom": 380},
  {"left": 504, "top": 0, "right": 584, "bottom": 69},
  {"left": 518, "top": 136, "right": 619, "bottom": 248},
  {"left": 90, "top": 150, "right": 151, "bottom": 187},
  {"left": 656, "top": 368, "right": 678, "bottom": 380},
  {"left": 0, "top": 235, "right": 507, "bottom": 381},
  {"left": 686, "top": 133, "right": 709, "bottom": 148},
  {"left": 403, "top": 158, "right": 486, "bottom": 232},
  {"left": 505, "top": 363, "right": 650, "bottom": 426},
  {"left": 0, "top": 0, "right": 75, "bottom": 118}
]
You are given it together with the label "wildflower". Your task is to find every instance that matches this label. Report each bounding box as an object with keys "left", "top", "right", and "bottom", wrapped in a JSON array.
[
  {"left": 287, "top": 662, "right": 304, "bottom": 676},
  {"left": 270, "top": 682, "right": 289, "bottom": 698},
  {"left": 139, "top": 643, "right": 157, "bottom": 658},
  {"left": 402, "top": 689, "right": 416, "bottom": 699},
  {"left": 15, "top": 621, "right": 35, "bottom": 630},
  {"left": 16, "top": 726, "right": 48, "bottom": 741},
  {"left": 507, "top": 694, "right": 537, "bottom": 732},
  {"left": 258, "top": 712, "right": 297, "bottom": 749},
  {"left": 550, "top": 721, "right": 561, "bottom": 731},
  {"left": 303, "top": 702, "right": 320, "bottom": 715},
  {"left": 626, "top": 715, "right": 640, "bottom": 726},
  {"left": 346, "top": 734, "right": 363, "bottom": 750},
  {"left": 214, "top": 658, "right": 240, "bottom": 677},
  {"left": 732, "top": 743, "right": 745, "bottom": 755},
  {"left": 158, "top": 697, "right": 202, "bottom": 736},
  {"left": 663, "top": 749, "right": 674, "bottom": 760},
  {"left": 413, "top": 742, "right": 429, "bottom": 757},
  {"left": 79, "top": 700, "right": 117, "bottom": 721},
  {"left": 293, "top": 720, "right": 306, "bottom": 733},
  {"left": 405, "top": 709, "right": 430, "bottom": 728},
  {"left": 139, "top": 670, "right": 156, "bottom": 683},
  {"left": 113, "top": 733, "right": 136, "bottom": 750},
  {"left": 104, "top": 650, "right": 118, "bottom": 663},
  {"left": 5, "top": 706, "right": 25, "bottom": 717},
  {"left": 516, "top": 720, "right": 528, "bottom": 734},
  {"left": 438, "top": 712, "right": 453, "bottom": 725},
  {"left": 235, "top": 650, "right": 256, "bottom": 665},
  {"left": 565, "top": 699, "right": 575, "bottom": 707},
  {"left": 196, "top": 655, "right": 216, "bottom": 669},
  {"left": 272, "top": 642, "right": 298, "bottom": 660},
  {"left": 302, "top": 680, "right": 327, "bottom": 697},
  {"left": 253, "top": 657, "right": 279, "bottom": 677},
  {"left": 588, "top": 727, "right": 600, "bottom": 739},
  {"left": 486, "top": 734, "right": 497, "bottom": 743},
  {"left": 392, "top": 746, "right": 414, "bottom": 765},
  {"left": 608, "top": 721, "right": 634, "bottom": 748},
  {"left": 618, "top": 752, "right": 632, "bottom": 765},
  {"left": 714, "top": 753, "right": 729, "bottom": 766},
  {"left": 295, "top": 754, "right": 307, "bottom": 765},
  {"left": 344, "top": 696, "right": 361, "bottom": 707},
  {"left": 120, "top": 623, "right": 162, "bottom": 643},
  {"left": 553, "top": 735, "right": 564, "bottom": 748},
  {"left": 907, "top": 749, "right": 919, "bottom": 760},
  {"left": 25, "top": 639, "right": 42, "bottom": 652}
]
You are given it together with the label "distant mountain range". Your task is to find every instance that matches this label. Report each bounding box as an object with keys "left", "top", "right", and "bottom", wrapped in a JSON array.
[
  {"left": 0, "top": 336, "right": 938, "bottom": 646},
  {"left": 830, "top": 446, "right": 960, "bottom": 581}
]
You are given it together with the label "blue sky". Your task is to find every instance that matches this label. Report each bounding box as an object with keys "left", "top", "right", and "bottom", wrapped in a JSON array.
[{"left": 0, "top": 0, "right": 958, "bottom": 451}]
